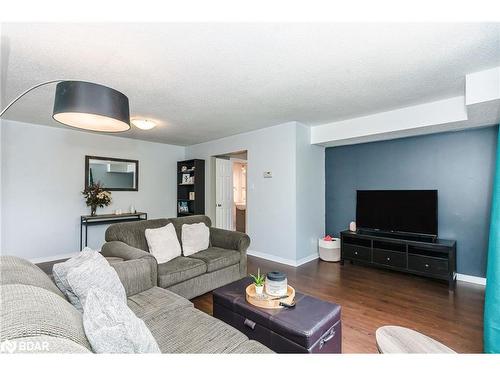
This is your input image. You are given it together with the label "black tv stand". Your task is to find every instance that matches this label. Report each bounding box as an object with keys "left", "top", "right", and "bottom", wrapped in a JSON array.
[
  {"left": 356, "top": 229, "right": 436, "bottom": 243},
  {"left": 340, "top": 230, "right": 456, "bottom": 290}
]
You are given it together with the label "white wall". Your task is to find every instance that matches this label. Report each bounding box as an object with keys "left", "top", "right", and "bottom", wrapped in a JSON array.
[
  {"left": 295, "top": 123, "right": 325, "bottom": 263},
  {"left": 187, "top": 122, "right": 298, "bottom": 263},
  {"left": 1, "top": 120, "right": 184, "bottom": 262},
  {"left": 186, "top": 121, "right": 325, "bottom": 265}
]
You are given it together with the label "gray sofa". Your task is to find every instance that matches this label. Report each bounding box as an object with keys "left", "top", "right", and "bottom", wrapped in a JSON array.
[
  {"left": 101, "top": 215, "right": 249, "bottom": 299},
  {"left": 0, "top": 255, "right": 272, "bottom": 353}
]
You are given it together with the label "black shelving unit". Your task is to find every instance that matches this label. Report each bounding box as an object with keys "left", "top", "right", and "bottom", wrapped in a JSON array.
[{"left": 177, "top": 159, "right": 205, "bottom": 217}]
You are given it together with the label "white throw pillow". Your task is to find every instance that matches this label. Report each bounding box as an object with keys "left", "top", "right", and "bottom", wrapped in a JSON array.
[
  {"left": 145, "top": 223, "right": 182, "bottom": 264},
  {"left": 66, "top": 252, "right": 127, "bottom": 313},
  {"left": 181, "top": 222, "right": 210, "bottom": 256},
  {"left": 52, "top": 247, "right": 102, "bottom": 310},
  {"left": 83, "top": 287, "right": 160, "bottom": 353}
]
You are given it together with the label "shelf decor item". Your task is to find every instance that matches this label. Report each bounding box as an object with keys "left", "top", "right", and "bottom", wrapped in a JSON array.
[
  {"left": 250, "top": 268, "right": 265, "bottom": 295},
  {"left": 349, "top": 221, "right": 357, "bottom": 232},
  {"left": 82, "top": 182, "right": 112, "bottom": 216},
  {"left": 178, "top": 201, "right": 189, "bottom": 213}
]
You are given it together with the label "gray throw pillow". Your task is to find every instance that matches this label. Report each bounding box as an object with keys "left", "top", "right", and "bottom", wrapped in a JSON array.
[
  {"left": 52, "top": 248, "right": 102, "bottom": 310},
  {"left": 83, "top": 288, "right": 160, "bottom": 353},
  {"left": 66, "top": 253, "right": 126, "bottom": 313}
]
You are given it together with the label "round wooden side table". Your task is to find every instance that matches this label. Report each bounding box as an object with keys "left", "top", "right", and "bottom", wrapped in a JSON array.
[{"left": 376, "top": 325, "right": 456, "bottom": 353}]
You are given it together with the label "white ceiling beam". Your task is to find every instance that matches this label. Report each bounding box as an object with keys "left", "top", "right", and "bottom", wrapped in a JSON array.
[
  {"left": 312, "top": 66, "right": 500, "bottom": 147},
  {"left": 466, "top": 67, "right": 500, "bottom": 105}
]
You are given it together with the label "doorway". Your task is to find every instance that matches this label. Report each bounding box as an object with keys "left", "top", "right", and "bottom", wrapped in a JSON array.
[{"left": 214, "top": 151, "right": 247, "bottom": 232}]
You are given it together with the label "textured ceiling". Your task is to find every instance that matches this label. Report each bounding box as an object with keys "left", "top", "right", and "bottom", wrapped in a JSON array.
[{"left": 1, "top": 23, "right": 499, "bottom": 145}]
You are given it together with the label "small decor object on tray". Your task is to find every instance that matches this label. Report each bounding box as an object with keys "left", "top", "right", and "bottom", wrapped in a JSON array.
[
  {"left": 82, "top": 182, "right": 112, "bottom": 216},
  {"left": 250, "top": 268, "right": 265, "bottom": 295},
  {"left": 265, "top": 271, "right": 288, "bottom": 297}
]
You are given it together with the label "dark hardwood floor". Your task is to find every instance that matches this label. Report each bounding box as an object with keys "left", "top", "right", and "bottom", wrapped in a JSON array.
[{"left": 192, "top": 256, "right": 485, "bottom": 353}]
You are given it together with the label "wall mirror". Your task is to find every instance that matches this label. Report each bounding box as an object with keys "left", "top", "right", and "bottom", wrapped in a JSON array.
[{"left": 85, "top": 156, "right": 139, "bottom": 191}]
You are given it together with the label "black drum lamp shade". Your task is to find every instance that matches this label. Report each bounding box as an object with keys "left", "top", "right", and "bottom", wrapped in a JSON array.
[{"left": 52, "top": 81, "right": 130, "bottom": 132}]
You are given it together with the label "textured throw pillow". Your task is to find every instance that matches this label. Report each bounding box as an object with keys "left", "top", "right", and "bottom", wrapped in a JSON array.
[
  {"left": 181, "top": 222, "right": 210, "bottom": 256},
  {"left": 83, "top": 288, "right": 161, "bottom": 353},
  {"left": 66, "top": 253, "right": 126, "bottom": 313},
  {"left": 52, "top": 248, "right": 102, "bottom": 309},
  {"left": 145, "top": 223, "right": 182, "bottom": 264}
]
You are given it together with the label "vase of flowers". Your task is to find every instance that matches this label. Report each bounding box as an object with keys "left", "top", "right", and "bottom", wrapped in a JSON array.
[{"left": 82, "top": 182, "right": 112, "bottom": 216}]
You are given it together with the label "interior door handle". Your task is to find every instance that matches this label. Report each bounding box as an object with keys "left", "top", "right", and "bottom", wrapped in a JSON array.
[{"left": 217, "top": 204, "right": 222, "bottom": 207}]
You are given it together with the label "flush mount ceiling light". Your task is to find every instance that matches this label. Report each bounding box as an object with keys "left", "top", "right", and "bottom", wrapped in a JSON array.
[
  {"left": 1, "top": 80, "right": 131, "bottom": 133},
  {"left": 131, "top": 118, "right": 157, "bottom": 130}
]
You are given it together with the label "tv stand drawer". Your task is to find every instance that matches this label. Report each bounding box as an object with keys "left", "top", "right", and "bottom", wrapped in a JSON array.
[
  {"left": 408, "top": 255, "right": 448, "bottom": 276},
  {"left": 342, "top": 244, "right": 370, "bottom": 262},
  {"left": 373, "top": 249, "right": 406, "bottom": 268}
]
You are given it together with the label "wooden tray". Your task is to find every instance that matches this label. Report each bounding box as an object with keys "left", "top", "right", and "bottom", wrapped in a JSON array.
[{"left": 245, "top": 284, "right": 295, "bottom": 309}]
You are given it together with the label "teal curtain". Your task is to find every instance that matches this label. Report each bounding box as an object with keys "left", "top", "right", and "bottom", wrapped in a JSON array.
[{"left": 484, "top": 124, "right": 500, "bottom": 353}]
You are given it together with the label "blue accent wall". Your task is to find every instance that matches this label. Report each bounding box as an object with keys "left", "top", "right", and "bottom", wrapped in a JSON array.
[{"left": 325, "top": 126, "right": 498, "bottom": 277}]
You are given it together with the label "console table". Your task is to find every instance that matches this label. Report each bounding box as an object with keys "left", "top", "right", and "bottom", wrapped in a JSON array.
[
  {"left": 80, "top": 212, "right": 147, "bottom": 250},
  {"left": 340, "top": 230, "right": 456, "bottom": 290}
]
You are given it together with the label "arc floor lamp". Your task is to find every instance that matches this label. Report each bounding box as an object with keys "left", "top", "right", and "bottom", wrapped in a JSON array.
[{"left": 0, "top": 80, "right": 130, "bottom": 132}]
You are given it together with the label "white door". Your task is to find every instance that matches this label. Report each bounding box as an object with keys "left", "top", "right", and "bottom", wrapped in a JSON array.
[{"left": 215, "top": 158, "right": 233, "bottom": 230}]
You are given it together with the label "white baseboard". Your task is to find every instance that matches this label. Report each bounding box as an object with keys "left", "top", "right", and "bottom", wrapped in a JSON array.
[
  {"left": 296, "top": 253, "right": 320, "bottom": 266},
  {"left": 247, "top": 250, "right": 319, "bottom": 267},
  {"left": 457, "top": 273, "right": 486, "bottom": 286},
  {"left": 247, "top": 250, "right": 297, "bottom": 266},
  {"left": 29, "top": 252, "right": 80, "bottom": 264}
]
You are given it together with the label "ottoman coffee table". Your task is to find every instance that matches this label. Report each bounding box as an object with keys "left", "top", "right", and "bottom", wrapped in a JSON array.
[{"left": 213, "top": 277, "right": 342, "bottom": 353}]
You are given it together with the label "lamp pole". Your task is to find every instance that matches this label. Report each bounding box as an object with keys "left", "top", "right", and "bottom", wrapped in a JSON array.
[{"left": 0, "top": 80, "right": 65, "bottom": 117}]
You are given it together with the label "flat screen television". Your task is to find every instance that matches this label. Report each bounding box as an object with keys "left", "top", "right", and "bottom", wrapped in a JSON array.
[{"left": 356, "top": 190, "right": 438, "bottom": 236}]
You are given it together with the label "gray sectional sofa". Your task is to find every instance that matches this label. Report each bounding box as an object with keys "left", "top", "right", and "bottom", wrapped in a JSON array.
[
  {"left": 0, "top": 255, "right": 272, "bottom": 353},
  {"left": 101, "top": 215, "right": 249, "bottom": 299}
]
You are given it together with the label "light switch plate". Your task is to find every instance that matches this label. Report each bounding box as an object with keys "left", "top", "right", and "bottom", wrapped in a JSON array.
[{"left": 263, "top": 171, "right": 272, "bottom": 178}]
